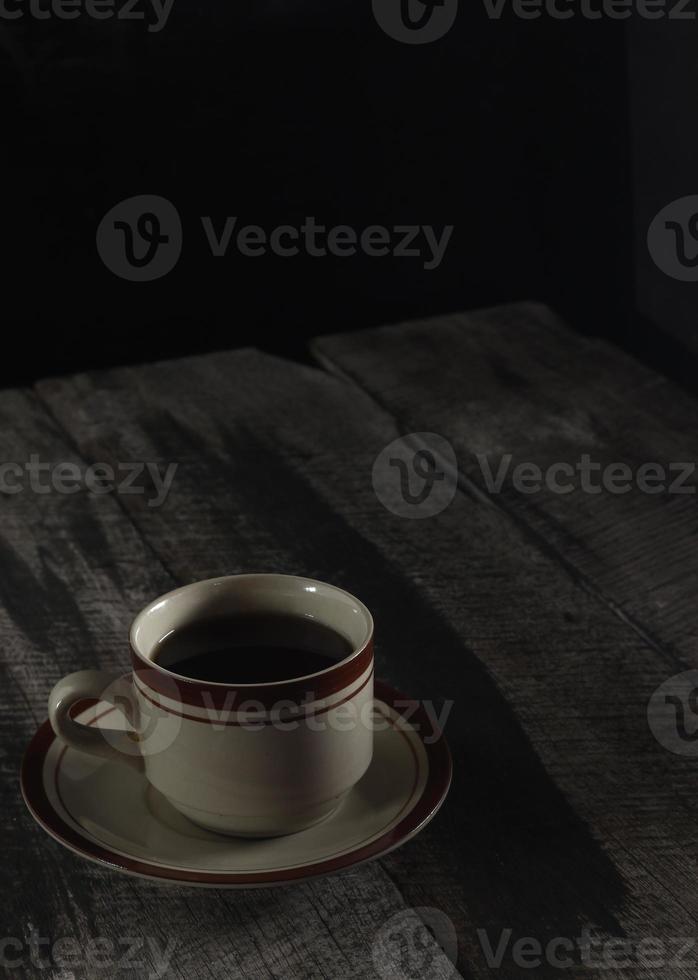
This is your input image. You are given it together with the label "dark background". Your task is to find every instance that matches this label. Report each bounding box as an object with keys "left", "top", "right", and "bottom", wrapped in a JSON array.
[{"left": 1, "top": 4, "right": 688, "bottom": 388}]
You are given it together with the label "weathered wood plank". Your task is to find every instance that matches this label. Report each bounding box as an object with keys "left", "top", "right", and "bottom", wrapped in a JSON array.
[
  {"left": 37, "top": 345, "right": 698, "bottom": 978},
  {"left": 313, "top": 302, "right": 698, "bottom": 662},
  {"left": 1, "top": 386, "right": 448, "bottom": 980}
]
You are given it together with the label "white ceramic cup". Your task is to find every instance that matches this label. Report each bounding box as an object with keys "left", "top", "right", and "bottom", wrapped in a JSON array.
[{"left": 48, "top": 574, "right": 375, "bottom": 837}]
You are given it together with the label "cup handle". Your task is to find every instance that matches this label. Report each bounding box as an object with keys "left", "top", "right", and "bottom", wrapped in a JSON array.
[{"left": 48, "top": 670, "right": 143, "bottom": 772}]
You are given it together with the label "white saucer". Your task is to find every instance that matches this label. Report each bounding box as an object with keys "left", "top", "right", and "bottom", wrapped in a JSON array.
[{"left": 21, "top": 680, "right": 452, "bottom": 887}]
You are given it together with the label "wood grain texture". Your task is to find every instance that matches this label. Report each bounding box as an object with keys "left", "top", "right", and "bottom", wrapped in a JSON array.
[
  {"left": 36, "top": 340, "right": 698, "bottom": 978},
  {"left": 313, "top": 302, "right": 698, "bottom": 663},
  {"left": 2, "top": 385, "right": 455, "bottom": 980}
]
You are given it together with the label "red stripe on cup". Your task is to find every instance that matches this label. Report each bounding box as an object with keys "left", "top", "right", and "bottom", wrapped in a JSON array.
[{"left": 130, "top": 639, "right": 374, "bottom": 712}]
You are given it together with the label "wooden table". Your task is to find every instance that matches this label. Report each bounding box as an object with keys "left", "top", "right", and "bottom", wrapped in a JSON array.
[{"left": 6, "top": 303, "right": 698, "bottom": 978}]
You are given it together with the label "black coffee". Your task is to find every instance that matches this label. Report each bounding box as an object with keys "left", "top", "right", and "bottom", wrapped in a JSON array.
[{"left": 152, "top": 612, "right": 353, "bottom": 684}]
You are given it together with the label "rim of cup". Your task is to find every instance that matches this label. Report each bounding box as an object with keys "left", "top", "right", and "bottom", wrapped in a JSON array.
[{"left": 129, "top": 573, "right": 375, "bottom": 690}]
